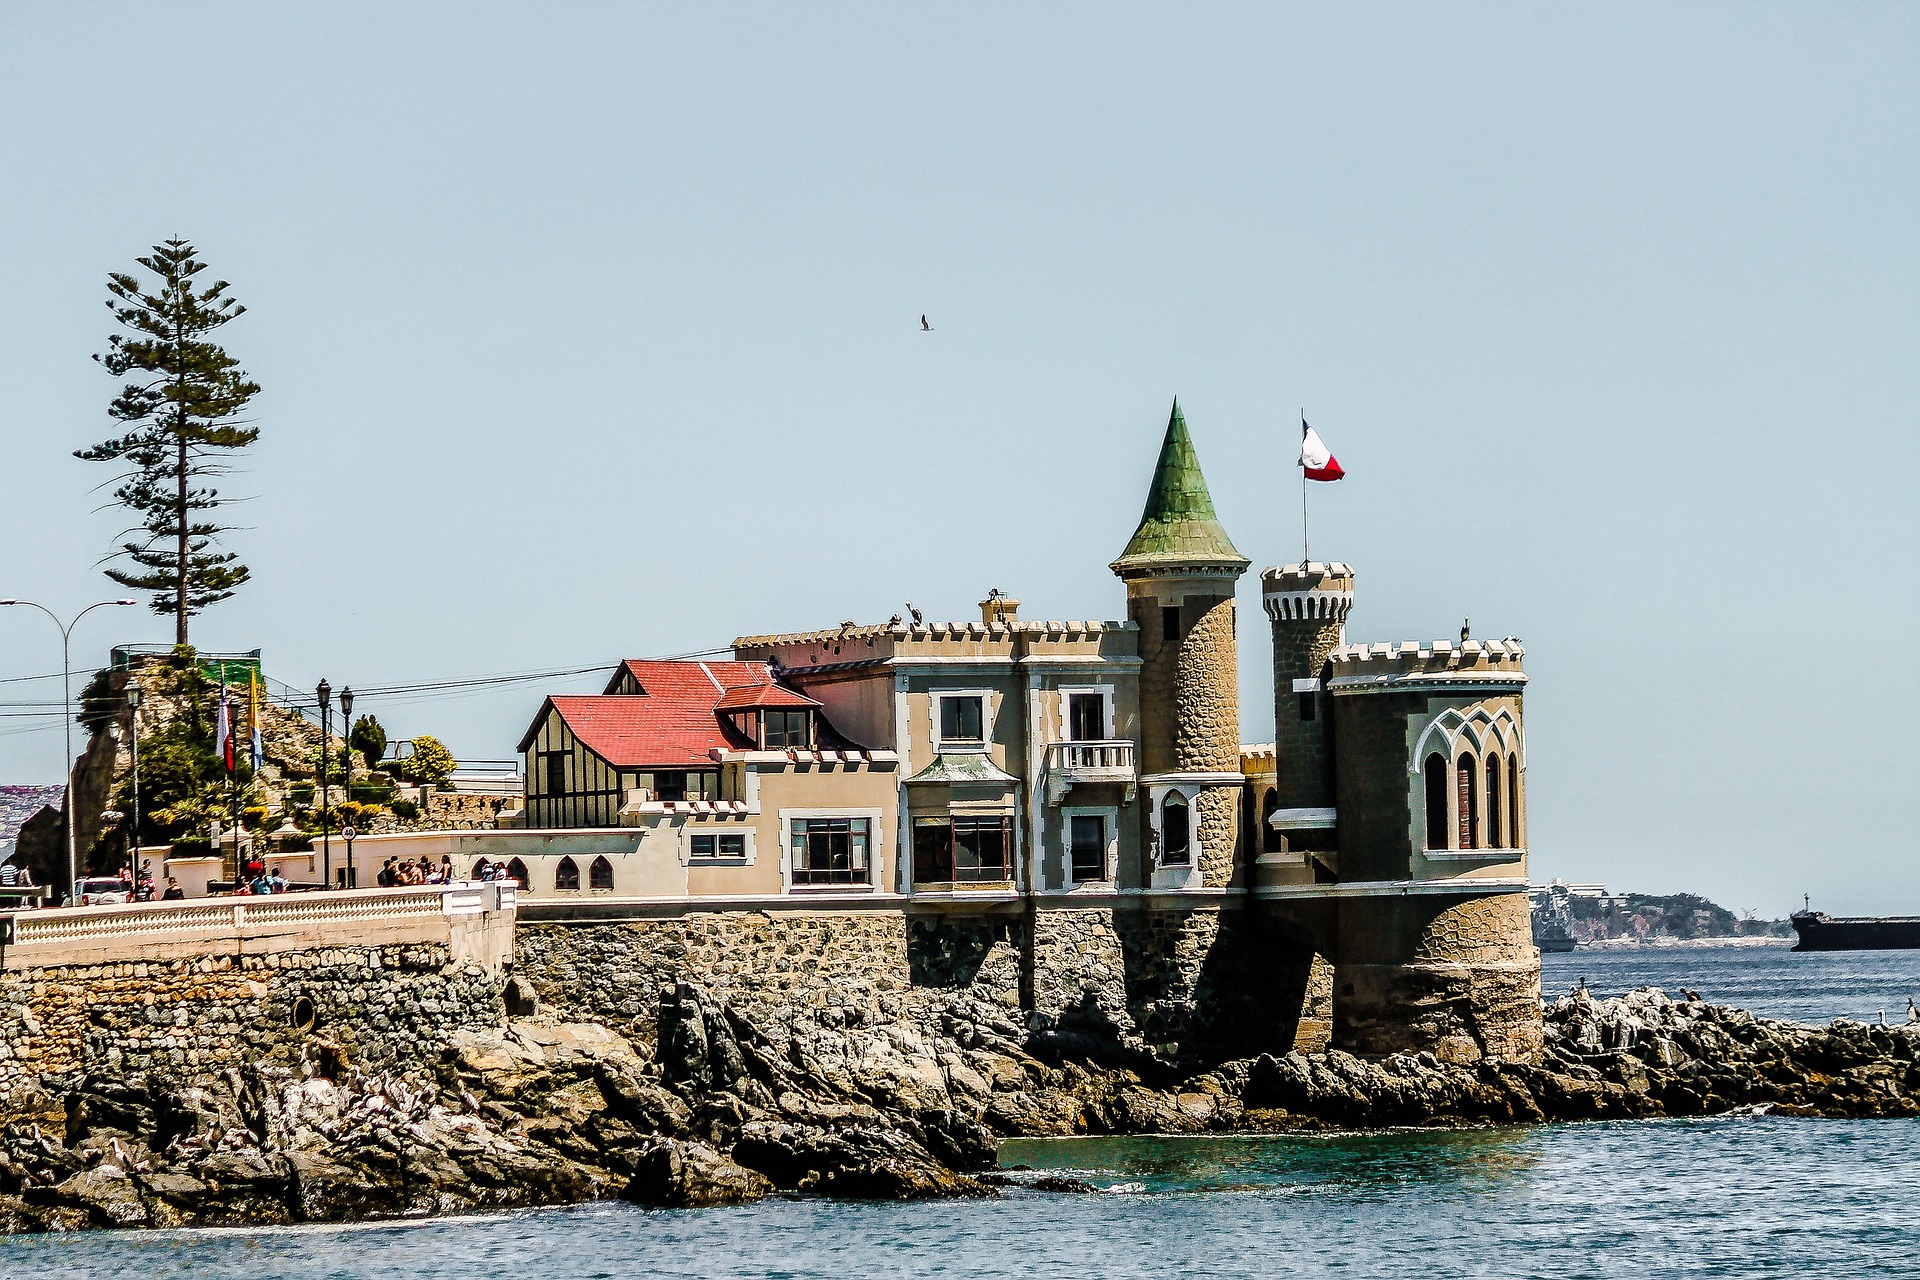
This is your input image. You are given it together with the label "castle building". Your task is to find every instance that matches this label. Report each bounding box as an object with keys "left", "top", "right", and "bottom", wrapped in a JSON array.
[{"left": 501, "top": 398, "right": 1539, "bottom": 1061}]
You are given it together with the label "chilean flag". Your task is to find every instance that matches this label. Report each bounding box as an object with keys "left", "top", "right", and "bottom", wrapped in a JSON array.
[{"left": 1300, "top": 420, "right": 1345, "bottom": 481}]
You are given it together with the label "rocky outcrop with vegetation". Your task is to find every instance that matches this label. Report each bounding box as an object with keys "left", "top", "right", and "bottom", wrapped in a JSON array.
[{"left": 2, "top": 985, "right": 1913, "bottom": 1231}]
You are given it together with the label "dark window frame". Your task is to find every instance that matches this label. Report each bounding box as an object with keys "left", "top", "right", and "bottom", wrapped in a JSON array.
[
  {"left": 1067, "top": 691, "right": 1106, "bottom": 742},
  {"left": 1069, "top": 812, "right": 1108, "bottom": 882},
  {"left": 588, "top": 855, "right": 614, "bottom": 890},
  {"left": 938, "top": 695, "right": 985, "bottom": 745},
  {"left": 1424, "top": 754, "right": 1449, "bottom": 850},
  {"left": 791, "top": 817, "right": 872, "bottom": 886},
  {"left": 764, "top": 709, "right": 812, "bottom": 749},
  {"left": 555, "top": 856, "right": 580, "bottom": 890},
  {"left": 1160, "top": 793, "right": 1191, "bottom": 865}
]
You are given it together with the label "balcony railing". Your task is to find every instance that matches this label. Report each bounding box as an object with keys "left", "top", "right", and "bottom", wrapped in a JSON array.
[
  {"left": 1044, "top": 740, "right": 1137, "bottom": 803},
  {"left": 1046, "top": 740, "right": 1135, "bottom": 772}
]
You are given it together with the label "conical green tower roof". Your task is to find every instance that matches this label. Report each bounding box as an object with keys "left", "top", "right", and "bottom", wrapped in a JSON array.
[{"left": 1110, "top": 399, "right": 1249, "bottom": 578}]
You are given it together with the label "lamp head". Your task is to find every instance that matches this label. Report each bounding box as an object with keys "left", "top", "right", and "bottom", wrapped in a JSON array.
[
  {"left": 115, "top": 599, "right": 136, "bottom": 606},
  {"left": 340, "top": 687, "right": 354, "bottom": 718},
  {"left": 316, "top": 678, "right": 331, "bottom": 710}
]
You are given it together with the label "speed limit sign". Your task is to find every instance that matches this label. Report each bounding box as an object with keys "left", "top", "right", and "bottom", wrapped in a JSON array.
[{"left": 342, "top": 826, "right": 357, "bottom": 842}]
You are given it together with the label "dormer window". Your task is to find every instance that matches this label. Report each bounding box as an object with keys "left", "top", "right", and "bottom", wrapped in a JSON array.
[
  {"left": 938, "top": 694, "right": 985, "bottom": 746},
  {"left": 763, "top": 709, "right": 812, "bottom": 749}
]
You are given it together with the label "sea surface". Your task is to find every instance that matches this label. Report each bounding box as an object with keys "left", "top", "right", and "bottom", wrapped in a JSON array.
[{"left": 5, "top": 945, "right": 1917, "bottom": 1280}]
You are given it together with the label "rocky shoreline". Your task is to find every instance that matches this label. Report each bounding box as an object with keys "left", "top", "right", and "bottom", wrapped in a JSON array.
[{"left": 2, "top": 984, "right": 1915, "bottom": 1232}]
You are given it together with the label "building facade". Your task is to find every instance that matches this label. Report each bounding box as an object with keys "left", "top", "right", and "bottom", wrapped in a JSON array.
[{"left": 508, "top": 399, "right": 1540, "bottom": 1062}]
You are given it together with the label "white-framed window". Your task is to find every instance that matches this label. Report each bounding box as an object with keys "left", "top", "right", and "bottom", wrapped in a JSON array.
[
  {"left": 780, "top": 808, "right": 884, "bottom": 890},
  {"left": 932, "top": 689, "right": 994, "bottom": 752},
  {"left": 688, "top": 830, "right": 749, "bottom": 861},
  {"left": 1061, "top": 805, "right": 1119, "bottom": 885},
  {"left": 1058, "top": 684, "right": 1115, "bottom": 742}
]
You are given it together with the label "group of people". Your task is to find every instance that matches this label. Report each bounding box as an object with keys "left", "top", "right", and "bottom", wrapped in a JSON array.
[
  {"left": 234, "top": 858, "right": 290, "bottom": 895},
  {"left": 377, "top": 855, "right": 456, "bottom": 886},
  {"left": 115, "top": 860, "right": 187, "bottom": 900},
  {"left": 373, "top": 855, "right": 519, "bottom": 887}
]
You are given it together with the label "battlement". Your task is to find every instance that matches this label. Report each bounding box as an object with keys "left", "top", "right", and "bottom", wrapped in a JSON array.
[
  {"left": 1261, "top": 561, "right": 1356, "bottom": 624},
  {"left": 1325, "top": 638, "right": 1526, "bottom": 692},
  {"left": 733, "top": 619, "right": 1136, "bottom": 650}
]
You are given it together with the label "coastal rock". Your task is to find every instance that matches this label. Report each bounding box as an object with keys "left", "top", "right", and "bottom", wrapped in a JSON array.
[{"left": 623, "top": 1137, "right": 772, "bottom": 1207}]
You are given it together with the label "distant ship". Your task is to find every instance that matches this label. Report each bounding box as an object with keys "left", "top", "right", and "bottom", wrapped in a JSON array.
[{"left": 1790, "top": 911, "right": 1920, "bottom": 952}]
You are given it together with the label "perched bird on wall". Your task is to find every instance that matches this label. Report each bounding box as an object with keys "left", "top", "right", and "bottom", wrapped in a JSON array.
[
  {"left": 887, "top": 615, "right": 902, "bottom": 627},
  {"left": 907, "top": 603, "right": 924, "bottom": 624},
  {"left": 921, "top": 315, "right": 933, "bottom": 331},
  {"left": 1461, "top": 618, "right": 1471, "bottom": 642}
]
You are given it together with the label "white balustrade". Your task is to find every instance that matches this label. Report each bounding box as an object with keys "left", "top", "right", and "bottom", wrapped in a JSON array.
[
  {"left": 1046, "top": 740, "right": 1136, "bottom": 773},
  {"left": 6, "top": 882, "right": 509, "bottom": 952}
]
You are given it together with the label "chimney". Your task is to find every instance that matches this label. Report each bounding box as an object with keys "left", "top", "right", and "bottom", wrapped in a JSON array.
[{"left": 980, "top": 590, "right": 1020, "bottom": 625}]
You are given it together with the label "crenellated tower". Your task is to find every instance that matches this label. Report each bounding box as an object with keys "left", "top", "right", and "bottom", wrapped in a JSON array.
[
  {"left": 1260, "top": 562, "right": 1355, "bottom": 862},
  {"left": 1110, "top": 400, "right": 1249, "bottom": 887}
]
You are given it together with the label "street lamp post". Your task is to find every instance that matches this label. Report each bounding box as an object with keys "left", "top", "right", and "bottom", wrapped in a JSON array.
[
  {"left": 127, "top": 683, "right": 142, "bottom": 866},
  {"left": 339, "top": 687, "right": 355, "bottom": 889},
  {"left": 316, "top": 679, "right": 332, "bottom": 889},
  {"left": 0, "top": 598, "right": 137, "bottom": 903}
]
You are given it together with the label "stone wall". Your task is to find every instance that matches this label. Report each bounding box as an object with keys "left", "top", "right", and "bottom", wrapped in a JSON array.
[
  {"left": 513, "top": 912, "right": 918, "bottom": 1045},
  {"left": 1194, "top": 788, "right": 1239, "bottom": 887},
  {"left": 0, "top": 944, "right": 505, "bottom": 1115},
  {"left": 1336, "top": 892, "right": 1543, "bottom": 1064},
  {"left": 1173, "top": 596, "right": 1240, "bottom": 772},
  {"left": 512, "top": 904, "right": 1327, "bottom": 1071}
]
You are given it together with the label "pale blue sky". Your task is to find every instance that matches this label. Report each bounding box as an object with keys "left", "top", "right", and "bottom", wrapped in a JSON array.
[{"left": 1, "top": 5, "right": 1914, "bottom": 914}]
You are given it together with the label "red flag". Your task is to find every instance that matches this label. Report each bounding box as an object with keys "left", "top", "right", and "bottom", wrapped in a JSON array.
[{"left": 1300, "top": 420, "right": 1344, "bottom": 482}]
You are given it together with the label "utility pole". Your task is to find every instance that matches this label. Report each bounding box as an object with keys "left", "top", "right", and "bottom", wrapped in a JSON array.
[{"left": 0, "top": 598, "right": 137, "bottom": 902}]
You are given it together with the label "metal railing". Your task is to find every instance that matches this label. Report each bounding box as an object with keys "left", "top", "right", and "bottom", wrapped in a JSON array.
[{"left": 1046, "top": 740, "right": 1136, "bottom": 772}]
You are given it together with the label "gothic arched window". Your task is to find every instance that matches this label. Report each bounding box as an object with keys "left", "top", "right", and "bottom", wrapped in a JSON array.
[
  {"left": 1508, "top": 754, "right": 1521, "bottom": 848},
  {"left": 589, "top": 855, "right": 615, "bottom": 890},
  {"left": 1424, "top": 754, "right": 1449, "bottom": 850},
  {"left": 1486, "top": 755, "right": 1503, "bottom": 848},
  {"left": 1457, "top": 757, "right": 1479, "bottom": 850},
  {"left": 506, "top": 857, "right": 529, "bottom": 888},
  {"left": 1161, "top": 793, "right": 1191, "bottom": 865},
  {"left": 554, "top": 856, "right": 580, "bottom": 891}
]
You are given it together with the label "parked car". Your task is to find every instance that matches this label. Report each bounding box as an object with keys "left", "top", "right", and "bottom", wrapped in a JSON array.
[{"left": 72, "top": 877, "right": 131, "bottom": 906}]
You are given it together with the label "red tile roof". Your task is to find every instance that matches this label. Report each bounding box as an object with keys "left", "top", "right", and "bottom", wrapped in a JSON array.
[
  {"left": 521, "top": 660, "right": 834, "bottom": 767},
  {"left": 714, "top": 683, "right": 820, "bottom": 711}
]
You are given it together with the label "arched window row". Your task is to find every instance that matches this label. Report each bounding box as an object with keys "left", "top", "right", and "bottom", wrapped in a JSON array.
[{"left": 1424, "top": 751, "right": 1523, "bottom": 851}]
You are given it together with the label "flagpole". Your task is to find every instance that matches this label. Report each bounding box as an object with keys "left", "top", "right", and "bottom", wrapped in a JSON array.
[{"left": 1300, "top": 408, "right": 1310, "bottom": 565}]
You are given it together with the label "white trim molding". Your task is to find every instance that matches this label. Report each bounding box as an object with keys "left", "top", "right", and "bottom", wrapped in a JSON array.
[
  {"left": 1268, "top": 806, "right": 1337, "bottom": 831},
  {"left": 1251, "top": 877, "right": 1530, "bottom": 900}
]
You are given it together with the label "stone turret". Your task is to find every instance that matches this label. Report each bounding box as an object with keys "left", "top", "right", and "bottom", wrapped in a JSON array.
[
  {"left": 1111, "top": 400, "right": 1248, "bottom": 887},
  {"left": 1261, "top": 562, "right": 1354, "bottom": 821}
]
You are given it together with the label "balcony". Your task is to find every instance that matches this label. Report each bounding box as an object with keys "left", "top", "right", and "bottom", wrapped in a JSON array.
[{"left": 1044, "top": 739, "right": 1137, "bottom": 804}]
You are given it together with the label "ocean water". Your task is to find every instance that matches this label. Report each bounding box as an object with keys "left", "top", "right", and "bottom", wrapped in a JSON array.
[
  {"left": 1540, "top": 941, "right": 1920, "bottom": 1025},
  {"left": 4, "top": 945, "right": 1917, "bottom": 1279}
]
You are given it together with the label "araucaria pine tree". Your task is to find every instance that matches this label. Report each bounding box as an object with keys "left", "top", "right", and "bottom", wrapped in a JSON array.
[{"left": 77, "top": 239, "right": 261, "bottom": 643}]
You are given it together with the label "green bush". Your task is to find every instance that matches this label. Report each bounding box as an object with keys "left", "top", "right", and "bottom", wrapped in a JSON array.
[{"left": 389, "top": 798, "right": 419, "bottom": 821}]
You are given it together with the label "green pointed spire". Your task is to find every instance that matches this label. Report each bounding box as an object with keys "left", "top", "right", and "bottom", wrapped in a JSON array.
[{"left": 1110, "top": 399, "right": 1249, "bottom": 578}]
